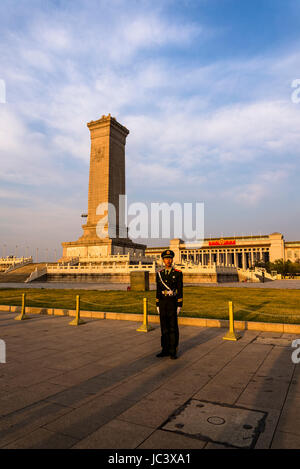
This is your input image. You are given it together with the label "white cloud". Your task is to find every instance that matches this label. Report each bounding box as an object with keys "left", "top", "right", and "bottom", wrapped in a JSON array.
[
  {"left": 0, "top": 107, "right": 67, "bottom": 185},
  {"left": 31, "top": 24, "right": 72, "bottom": 52},
  {"left": 126, "top": 99, "right": 300, "bottom": 164},
  {"left": 224, "top": 169, "right": 289, "bottom": 205}
]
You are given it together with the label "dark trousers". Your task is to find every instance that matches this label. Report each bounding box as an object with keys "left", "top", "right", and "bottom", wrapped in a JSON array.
[{"left": 159, "top": 297, "right": 179, "bottom": 355}]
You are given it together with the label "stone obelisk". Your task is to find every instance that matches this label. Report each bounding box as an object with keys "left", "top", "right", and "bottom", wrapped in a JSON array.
[{"left": 61, "top": 114, "right": 146, "bottom": 259}]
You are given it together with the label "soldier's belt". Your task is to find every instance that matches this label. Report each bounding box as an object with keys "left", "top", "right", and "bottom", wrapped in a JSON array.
[{"left": 162, "top": 290, "right": 176, "bottom": 296}]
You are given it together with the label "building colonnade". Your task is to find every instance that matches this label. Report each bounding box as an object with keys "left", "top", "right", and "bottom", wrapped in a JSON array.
[{"left": 180, "top": 247, "right": 270, "bottom": 269}]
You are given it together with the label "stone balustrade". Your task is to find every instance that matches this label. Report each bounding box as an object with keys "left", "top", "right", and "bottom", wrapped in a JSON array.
[
  {"left": 47, "top": 261, "right": 157, "bottom": 274},
  {"left": 0, "top": 257, "right": 33, "bottom": 265},
  {"left": 45, "top": 262, "right": 238, "bottom": 275}
]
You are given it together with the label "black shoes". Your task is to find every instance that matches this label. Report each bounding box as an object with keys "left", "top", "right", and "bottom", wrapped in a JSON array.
[
  {"left": 156, "top": 351, "right": 179, "bottom": 359},
  {"left": 156, "top": 351, "right": 169, "bottom": 357}
]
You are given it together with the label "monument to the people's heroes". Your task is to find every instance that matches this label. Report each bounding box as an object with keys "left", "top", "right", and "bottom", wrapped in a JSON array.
[{"left": 61, "top": 114, "right": 146, "bottom": 260}]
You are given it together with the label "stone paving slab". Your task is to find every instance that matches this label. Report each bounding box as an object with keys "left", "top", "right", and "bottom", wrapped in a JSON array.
[
  {"left": 43, "top": 394, "right": 135, "bottom": 440},
  {"left": 117, "top": 389, "right": 190, "bottom": 430},
  {"left": 236, "top": 376, "right": 292, "bottom": 411},
  {"left": 4, "top": 427, "right": 78, "bottom": 449},
  {"left": 271, "top": 431, "right": 300, "bottom": 449},
  {"left": 0, "top": 402, "right": 72, "bottom": 447},
  {"left": 0, "top": 381, "right": 68, "bottom": 417},
  {"left": 276, "top": 396, "right": 300, "bottom": 436},
  {"left": 0, "top": 310, "right": 299, "bottom": 449},
  {"left": 138, "top": 429, "right": 206, "bottom": 449},
  {"left": 73, "top": 419, "right": 154, "bottom": 449}
]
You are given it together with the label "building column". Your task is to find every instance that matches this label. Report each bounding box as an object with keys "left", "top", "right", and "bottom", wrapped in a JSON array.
[
  {"left": 225, "top": 250, "right": 228, "bottom": 266},
  {"left": 234, "top": 251, "right": 238, "bottom": 267},
  {"left": 242, "top": 250, "right": 246, "bottom": 270},
  {"left": 249, "top": 250, "right": 253, "bottom": 268},
  {"left": 209, "top": 251, "right": 212, "bottom": 266}
]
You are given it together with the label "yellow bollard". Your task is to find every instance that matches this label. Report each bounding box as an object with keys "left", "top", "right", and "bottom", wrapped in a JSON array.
[
  {"left": 69, "top": 295, "right": 85, "bottom": 326},
  {"left": 223, "top": 301, "right": 240, "bottom": 341},
  {"left": 137, "top": 298, "right": 154, "bottom": 332},
  {"left": 15, "top": 293, "right": 30, "bottom": 321}
]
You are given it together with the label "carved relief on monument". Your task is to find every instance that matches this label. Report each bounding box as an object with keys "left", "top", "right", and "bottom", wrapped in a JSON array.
[{"left": 91, "top": 145, "right": 105, "bottom": 162}]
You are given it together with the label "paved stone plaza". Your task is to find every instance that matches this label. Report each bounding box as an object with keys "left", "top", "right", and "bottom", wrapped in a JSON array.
[{"left": 0, "top": 311, "right": 299, "bottom": 449}]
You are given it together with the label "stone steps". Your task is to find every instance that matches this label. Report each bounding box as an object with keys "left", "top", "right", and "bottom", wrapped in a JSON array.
[{"left": 0, "top": 263, "right": 47, "bottom": 283}]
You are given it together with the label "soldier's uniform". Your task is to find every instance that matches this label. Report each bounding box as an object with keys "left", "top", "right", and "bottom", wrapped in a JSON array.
[{"left": 156, "top": 250, "right": 183, "bottom": 358}]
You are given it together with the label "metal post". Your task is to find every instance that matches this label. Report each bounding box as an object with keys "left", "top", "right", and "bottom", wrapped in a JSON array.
[
  {"left": 137, "top": 298, "right": 154, "bottom": 332},
  {"left": 223, "top": 301, "right": 240, "bottom": 341},
  {"left": 69, "top": 295, "right": 85, "bottom": 326},
  {"left": 15, "top": 293, "right": 30, "bottom": 321}
]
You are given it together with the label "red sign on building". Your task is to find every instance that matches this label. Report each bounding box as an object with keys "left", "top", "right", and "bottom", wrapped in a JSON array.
[{"left": 209, "top": 240, "right": 236, "bottom": 246}]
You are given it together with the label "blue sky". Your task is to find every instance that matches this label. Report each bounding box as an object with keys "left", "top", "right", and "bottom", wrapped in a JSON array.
[{"left": 0, "top": 0, "right": 300, "bottom": 258}]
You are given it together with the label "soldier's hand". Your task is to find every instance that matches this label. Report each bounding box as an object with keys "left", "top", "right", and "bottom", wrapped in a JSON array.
[
  {"left": 177, "top": 307, "right": 181, "bottom": 316},
  {"left": 156, "top": 307, "right": 160, "bottom": 314}
]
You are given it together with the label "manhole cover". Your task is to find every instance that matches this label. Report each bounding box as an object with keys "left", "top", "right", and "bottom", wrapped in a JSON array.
[
  {"left": 161, "top": 400, "right": 267, "bottom": 449},
  {"left": 207, "top": 416, "right": 225, "bottom": 426}
]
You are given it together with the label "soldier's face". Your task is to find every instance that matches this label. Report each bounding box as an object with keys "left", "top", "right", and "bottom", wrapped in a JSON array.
[{"left": 163, "top": 257, "right": 173, "bottom": 268}]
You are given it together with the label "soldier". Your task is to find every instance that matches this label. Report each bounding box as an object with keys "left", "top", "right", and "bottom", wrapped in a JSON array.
[{"left": 156, "top": 249, "right": 183, "bottom": 360}]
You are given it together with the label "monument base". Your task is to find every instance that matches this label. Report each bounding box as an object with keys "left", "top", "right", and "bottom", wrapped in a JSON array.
[{"left": 61, "top": 237, "right": 146, "bottom": 261}]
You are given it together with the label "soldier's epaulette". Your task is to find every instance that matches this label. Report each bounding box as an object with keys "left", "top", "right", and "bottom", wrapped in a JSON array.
[{"left": 174, "top": 268, "right": 181, "bottom": 272}]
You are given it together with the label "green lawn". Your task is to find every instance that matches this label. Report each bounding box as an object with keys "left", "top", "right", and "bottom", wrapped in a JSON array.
[{"left": 0, "top": 286, "right": 300, "bottom": 324}]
